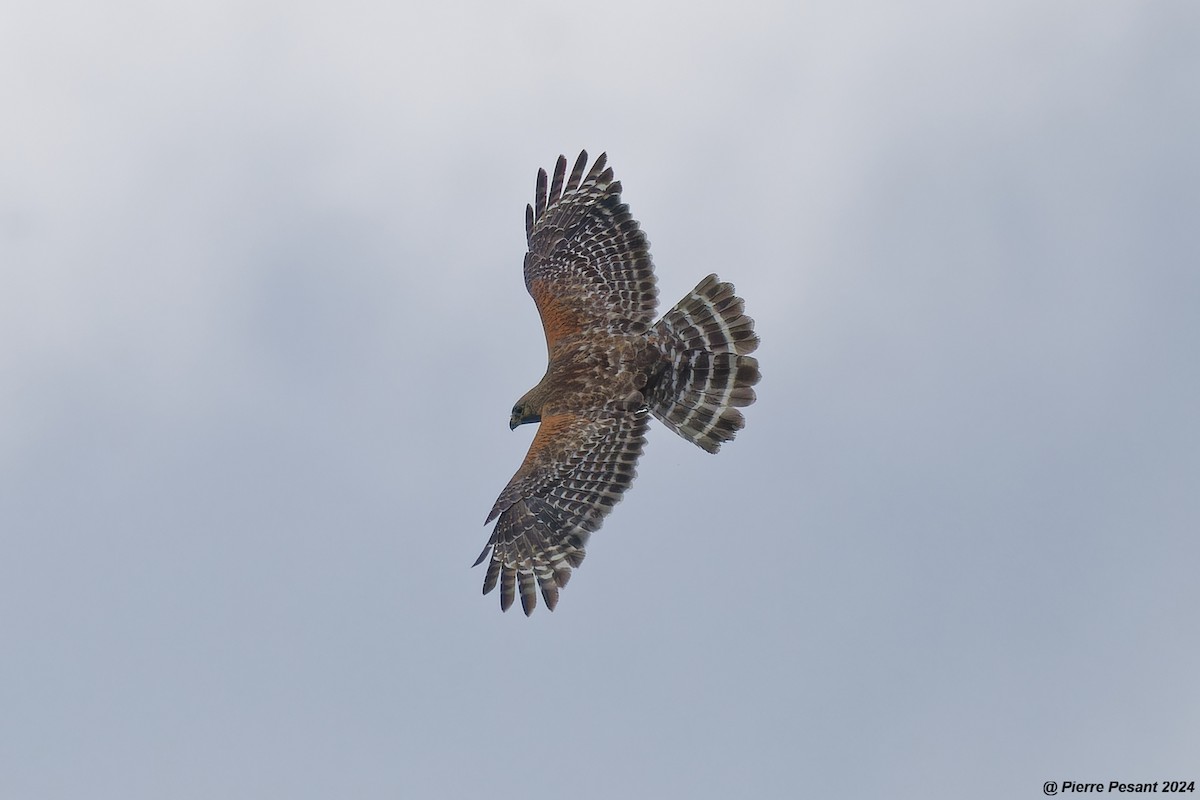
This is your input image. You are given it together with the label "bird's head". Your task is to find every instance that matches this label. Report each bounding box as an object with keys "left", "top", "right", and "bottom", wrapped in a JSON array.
[{"left": 509, "top": 400, "right": 541, "bottom": 430}]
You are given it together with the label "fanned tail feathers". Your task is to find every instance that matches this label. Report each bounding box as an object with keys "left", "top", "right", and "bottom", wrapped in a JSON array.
[{"left": 649, "top": 274, "right": 761, "bottom": 453}]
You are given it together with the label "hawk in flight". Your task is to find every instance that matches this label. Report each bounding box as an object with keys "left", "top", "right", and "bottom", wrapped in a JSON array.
[{"left": 475, "top": 151, "right": 760, "bottom": 614}]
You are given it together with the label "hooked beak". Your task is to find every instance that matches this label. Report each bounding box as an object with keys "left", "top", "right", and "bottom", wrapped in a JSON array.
[{"left": 510, "top": 411, "right": 540, "bottom": 430}]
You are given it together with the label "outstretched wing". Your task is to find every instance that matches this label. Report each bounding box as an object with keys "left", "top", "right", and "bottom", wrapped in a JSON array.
[
  {"left": 475, "top": 410, "right": 650, "bottom": 615},
  {"left": 524, "top": 151, "right": 659, "bottom": 352}
]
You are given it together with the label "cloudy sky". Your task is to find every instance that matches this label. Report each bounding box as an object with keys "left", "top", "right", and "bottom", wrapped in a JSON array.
[{"left": 3, "top": 1, "right": 1198, "bottom": 797}]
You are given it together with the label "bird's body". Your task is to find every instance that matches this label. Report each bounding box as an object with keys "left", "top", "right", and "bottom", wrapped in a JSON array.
[
  {"left": 476, "top": 151, "right": 760, "bottom": 614},
  {"left": 515, "top": 329, "right": 661, "bottom": 423}
]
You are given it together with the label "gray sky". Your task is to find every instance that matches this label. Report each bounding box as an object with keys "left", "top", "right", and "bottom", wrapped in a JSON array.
[{"left": 3, "top": 1, "right": 1198, "bottom": 797}]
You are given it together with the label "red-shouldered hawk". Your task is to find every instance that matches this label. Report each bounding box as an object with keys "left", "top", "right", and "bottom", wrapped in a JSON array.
[{"left": 475, "top": 151, "right": 760, "bottom": 614}]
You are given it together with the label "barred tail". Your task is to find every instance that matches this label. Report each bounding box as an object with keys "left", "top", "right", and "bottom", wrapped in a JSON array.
[{"left": 649, "top": 274, "right": 761, "bottom": 453}]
